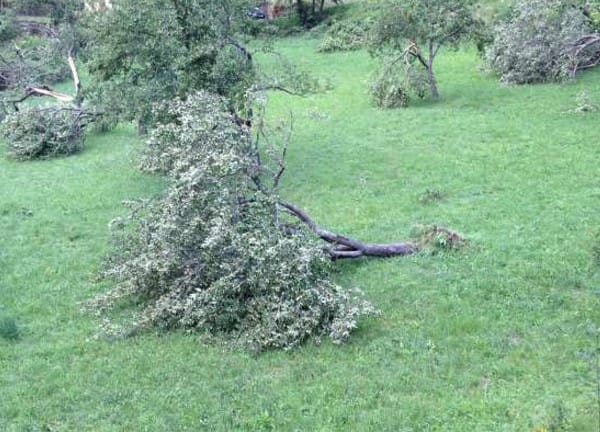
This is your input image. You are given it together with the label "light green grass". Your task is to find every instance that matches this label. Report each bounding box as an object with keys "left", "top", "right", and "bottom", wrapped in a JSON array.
[{"left": 1, "top": 37, "right": 599, "bottom": 431}]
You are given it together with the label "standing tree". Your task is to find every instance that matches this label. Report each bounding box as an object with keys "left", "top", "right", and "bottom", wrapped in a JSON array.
[
  {"left": 81, "top": 0, "right": 255, "bottom": 132},
  {"left": 370, "top": 0, "right": 476, "bottom": 106}
]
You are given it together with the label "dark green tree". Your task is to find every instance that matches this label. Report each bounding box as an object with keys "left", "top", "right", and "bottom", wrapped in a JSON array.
[{"left": 82, "top": 0, "right": 255, "bottom": 132}]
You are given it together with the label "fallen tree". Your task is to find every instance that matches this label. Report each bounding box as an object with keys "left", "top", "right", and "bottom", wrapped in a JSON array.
[
  {"left": 571, "top": 33, "right": 600, "bottom": 74},
  {"left": 91, "top": 91, "right": 464, "bottom": 351},
  {"left": 486, "top": 0, "right": 600, "bottom": 84}
]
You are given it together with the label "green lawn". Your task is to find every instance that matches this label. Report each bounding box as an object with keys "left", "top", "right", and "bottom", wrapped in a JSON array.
[{"left": 1, "top": 37, "right": 599, "bottom": 431}]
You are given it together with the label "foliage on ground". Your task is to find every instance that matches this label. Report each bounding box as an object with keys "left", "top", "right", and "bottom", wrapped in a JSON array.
[
  {"left": 485, "top": 0, "right": 593, "bottom": 84},
  {"left": 93, "top": 91, "right": 375, "bottom": 351},
  {"left": 317, "top": 19, "right": 372, "bottom": 52},
  {"left": 1, "top": 106, "right": 85, "bottom": 160}
]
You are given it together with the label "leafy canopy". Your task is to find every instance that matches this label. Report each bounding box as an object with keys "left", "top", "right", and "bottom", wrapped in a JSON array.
[
  {"left": 82, "top": 0, "right": 255, "bottom": 130},
  {"left": 369, "top": 0, "right": 476, "bottom": 106},
  {"left": 372, "top": 0, "right": 476, "bottom": 53}
]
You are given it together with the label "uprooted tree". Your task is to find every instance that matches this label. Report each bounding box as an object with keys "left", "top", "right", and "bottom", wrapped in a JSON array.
[
  {"left": 73, "top": 0, "right": 463, "bottom": 350},
  {"left": 369, "top": 0, "right": 477, "bottom": 107},
  {"left": 90, "top": 91, "right": 464, "bottom": 351},
  {"left": 485, "top": 0, "right": 600, "bottom": 84}
]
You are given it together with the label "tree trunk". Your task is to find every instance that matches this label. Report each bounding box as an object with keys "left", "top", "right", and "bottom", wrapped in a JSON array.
[
  {"left": 279, "top": 201, "right": 419, "bottom": 259},
  {"left": 427, "top": 41, "right": 440, "bottom": 100},
  {"left": 296, "top": 0, "right": 308, "bottom": 27},
  {"left": 427, "top": 61, "right": 439, "bottom": 100}
]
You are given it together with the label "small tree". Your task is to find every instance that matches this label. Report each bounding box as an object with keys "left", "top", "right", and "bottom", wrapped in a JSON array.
[{"left": 371, "top": 0, "right": 476, "bottom": 103}]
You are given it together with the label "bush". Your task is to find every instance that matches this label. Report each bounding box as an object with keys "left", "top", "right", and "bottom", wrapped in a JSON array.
[
  {"left": 318, "top": 19, "right": 372, "bottom": 53},
  {"left": 485, "top": 0, "right": 591, "bottom": 84},
  {"left": 1, "top": 106, "right": 85, "bottom": 160},
  {"left": 93, "top": 91, "right": 376, "bottom": 351}
]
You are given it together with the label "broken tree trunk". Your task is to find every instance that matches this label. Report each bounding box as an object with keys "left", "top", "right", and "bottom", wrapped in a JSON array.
[
  {"left": 279, "top": 200, "right": 419, "bottom": 259},
  {"left": 6, "top": 50, "right": 80, "bottom": 110}
]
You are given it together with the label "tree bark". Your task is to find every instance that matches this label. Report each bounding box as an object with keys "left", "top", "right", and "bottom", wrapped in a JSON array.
[
  {"left": 427, "top": 40, "right": 440, "bottom": 100},
  {"left": 427, "top": 62, "right": 439, "bottom": 100}
]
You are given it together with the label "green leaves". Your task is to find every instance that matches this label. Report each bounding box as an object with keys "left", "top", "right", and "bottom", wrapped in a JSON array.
[
  {"left": 95, "top": 92, "right": 375, "bottom": 351},
  {"left": 370, "top": 0, "right": 477, "bottom": 105},
  {"left": 372, "top": 0, "right": 476, "bottom": 51},
  {"left": 1, "top": 106, "right": 85, "bottom": 160},
  {"left": 485, "top": 0, "right": 591, "bottom": 84},
  {"left": 82, "top": 0, "right": 255, "bottom": 131}
]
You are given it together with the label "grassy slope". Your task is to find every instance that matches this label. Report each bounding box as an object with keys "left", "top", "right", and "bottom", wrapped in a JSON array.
[{"left": 1, "top": 39, "right": 599, "bottom": 430}]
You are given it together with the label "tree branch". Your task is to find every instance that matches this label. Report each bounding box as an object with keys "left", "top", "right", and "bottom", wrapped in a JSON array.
[
  {"left": 571, "top": 33, "right": 600, "bottom": 75},
  {"left": 227, "top": 37, "right": 253, "bottom": 62}
]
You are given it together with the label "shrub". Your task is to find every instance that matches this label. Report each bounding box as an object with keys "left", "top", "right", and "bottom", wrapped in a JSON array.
[
  {"left": 93, "top": 91, "right": 376, "bottom": 351},
  {"left": 1, "top": 106, "right": 85, "bottom": 160},
  {"left": 485, "top": 0, "right": 591, "bottom": 84},
  {"left": 318, "top": 19, "right": 372, "bottom": 53}
]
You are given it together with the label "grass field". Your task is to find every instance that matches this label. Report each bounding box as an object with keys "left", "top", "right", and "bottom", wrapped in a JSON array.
[{"left": 1, "top": 34, "right": 599, "bottom": 430}]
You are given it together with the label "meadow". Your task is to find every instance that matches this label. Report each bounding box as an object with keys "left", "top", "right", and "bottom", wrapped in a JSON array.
[{"left": 1, "top": 33, "right": 599, "bottom": 430}]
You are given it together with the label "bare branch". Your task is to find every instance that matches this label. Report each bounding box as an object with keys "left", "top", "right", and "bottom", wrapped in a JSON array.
[{"left": 271, "top": 113, "right": 292, "bottom": 189}]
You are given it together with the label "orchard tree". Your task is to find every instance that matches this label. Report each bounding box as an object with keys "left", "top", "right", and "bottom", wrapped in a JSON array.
[
  {"left": 82, "top": 0, "right": 255, "bottom": 132},
  {"left": 370, "top": 0, "right": 476, "bottom": 106},
  {"left": 82, "top": 0, "right": 327, "bottom": 132}
]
